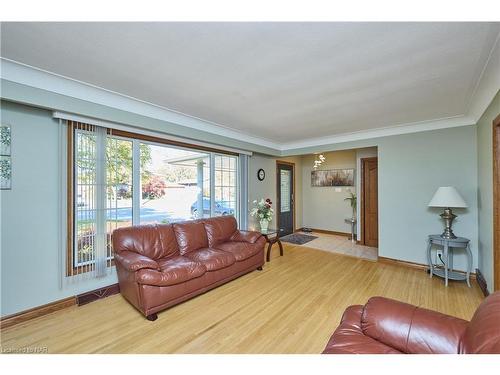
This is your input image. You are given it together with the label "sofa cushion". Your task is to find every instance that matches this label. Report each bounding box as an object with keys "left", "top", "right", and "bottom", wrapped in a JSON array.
[
  {"left": 135, "top": 256, "right": 206, "bottom": 286},
  {"left": 322, "top": 305, "right": 402, "bottom": 354},
  {"left": 203, "top": 216, "right": 238, "bottom": 247},
  {"left": 215, "top": 240, "right": 263, "bottom": 262},
  {"left": 156, "top": 224, "right": 181, "bottom": 258},
  {"left": 361, "top": 296, "right": 467, "bottom": 354},
  {"left": 173, "top": 221, "right": 209, "bottom": 254},
  {"left": 184, "top": 248, "right": 236, "bottom": 271},
  {"left": 113, "top": 224, "right": 165, "bottom": 260}
]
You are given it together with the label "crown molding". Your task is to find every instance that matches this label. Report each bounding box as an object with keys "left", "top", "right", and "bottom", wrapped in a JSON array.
[
  {"left": 281, "top": 115, "right": 476, "bottom": 150},
  {"left": 0, "top": 58, "right": 281, "bottom": 150},
  {"left": 466, "top": 30, "right": 500, "bottom": 122},
  {"left": 1, "top": 52, "right": 498, "bottom": 155}
]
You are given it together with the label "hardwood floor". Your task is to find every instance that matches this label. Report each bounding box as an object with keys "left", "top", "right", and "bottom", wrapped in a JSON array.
[{"left": 1, "top": 244, "right": 484, "bottom": 354}]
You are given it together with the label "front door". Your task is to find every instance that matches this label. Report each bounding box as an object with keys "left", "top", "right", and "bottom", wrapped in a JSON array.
[
  {"left": 277, "top": 162, "right": 294, "bottom": 236},
  {"left": 362, "top": 157, "right": 378, "bottom": 247}
]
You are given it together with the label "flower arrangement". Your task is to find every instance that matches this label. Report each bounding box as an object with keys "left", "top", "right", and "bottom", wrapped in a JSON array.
[{"left": 250, "top": 198, "right": 274, "bottom": 231}]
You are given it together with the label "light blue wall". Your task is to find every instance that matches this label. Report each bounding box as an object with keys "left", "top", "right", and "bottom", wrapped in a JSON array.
[
  {"left": 477, "top": 90, "right": 500, "bottom": 291},
  {"left": 377, "top": 126, "right": 478, "bottom": 270},
  {"left": 1, "top": 101, "right": 117, "bottom": 316}
]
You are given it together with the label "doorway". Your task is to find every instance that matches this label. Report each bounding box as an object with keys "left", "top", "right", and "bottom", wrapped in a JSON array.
[
  {"left": 361, "top": 157, "right": 378, "bottom": 247},
  {"left": 276, "top": 161, "right": 295, "bottom": 236},
  {"left": 493, "top": 114, "right": 500, "bottom": 291}
]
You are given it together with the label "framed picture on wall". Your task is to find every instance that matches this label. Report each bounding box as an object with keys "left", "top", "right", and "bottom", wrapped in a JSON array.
[
  {"left": 311, "top": 168, "right": 354, "bottom": 187},
  {"left": 1, "top": 125, "right": 12, "bottom": 190},
  {"left": 0, "top": 156, "right": 11, "bottom": 190},
  {"left": 0, "top": 125, "right": 11, "bottom": 156}
]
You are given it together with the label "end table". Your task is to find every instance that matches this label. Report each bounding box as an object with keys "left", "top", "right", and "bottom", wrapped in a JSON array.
[
  {"left": 259, "top": 229, "right": 284, "bottom": 262},
  {"left": 427, "top": 234, "right": 472, "bottom": 287}
]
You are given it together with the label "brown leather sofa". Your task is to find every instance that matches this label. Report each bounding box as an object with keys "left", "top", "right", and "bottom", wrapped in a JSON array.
[
  {"left": 113, "top": 216, "right": 265, "bottom": 321},
  {"left": 323, "top": 292, "right": 500, "bottom": 354}
]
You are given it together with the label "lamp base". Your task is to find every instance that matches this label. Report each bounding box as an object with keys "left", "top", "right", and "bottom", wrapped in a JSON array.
[{"left": 440, "top": 208, "right": 457, "bottom": 239}]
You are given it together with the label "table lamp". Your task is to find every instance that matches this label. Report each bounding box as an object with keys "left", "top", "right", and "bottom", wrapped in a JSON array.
[{"left": 428, "top": 186, "right": 467, "bottom": 239}]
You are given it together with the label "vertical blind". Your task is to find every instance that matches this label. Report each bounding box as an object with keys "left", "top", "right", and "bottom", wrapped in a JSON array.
[{"left": 68, "top": 121, "right": 113, "bottom": 280}]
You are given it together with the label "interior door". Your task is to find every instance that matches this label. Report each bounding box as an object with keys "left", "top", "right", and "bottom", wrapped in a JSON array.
[
  {"left": 362, "top": 157, "right": 378, "bottom": 247},
  {"left": 494, "top": 114, "right": 500, "bottom": 291},
  {"left": 277, "top": 162, "right": 294, "bottom": 236}
]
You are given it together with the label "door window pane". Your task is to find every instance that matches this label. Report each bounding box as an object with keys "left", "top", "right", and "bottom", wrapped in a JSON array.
[{"left": 280, "top": 170, "right": 291, "bottom": 213}]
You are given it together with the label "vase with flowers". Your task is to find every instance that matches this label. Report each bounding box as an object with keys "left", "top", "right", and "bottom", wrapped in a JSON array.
[{"left": 251, "top": 198, "right": 274, "bottom": 232}]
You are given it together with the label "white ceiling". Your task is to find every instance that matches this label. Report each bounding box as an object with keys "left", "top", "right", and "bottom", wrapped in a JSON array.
[{"left": 1, "top": 22, "right": 499, "bottom": 145}]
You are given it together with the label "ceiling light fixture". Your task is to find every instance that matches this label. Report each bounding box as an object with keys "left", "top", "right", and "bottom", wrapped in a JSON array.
[{"left": 313, "top": 153, "right": 326, "bottom": 169}]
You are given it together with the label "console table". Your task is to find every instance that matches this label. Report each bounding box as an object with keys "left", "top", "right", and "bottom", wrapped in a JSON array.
[
  {"left": 426, "top": 235, "right": 472, "bottom": 287},
  {"left": 344, "top": 218, "right": 357, "bottom": 243}
]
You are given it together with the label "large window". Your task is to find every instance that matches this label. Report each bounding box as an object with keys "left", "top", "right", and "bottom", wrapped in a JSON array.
[{"left": 69, "top": 122, "right": 239, "bottom": 274}]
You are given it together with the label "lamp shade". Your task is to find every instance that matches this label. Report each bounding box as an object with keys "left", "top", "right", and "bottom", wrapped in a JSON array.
[{"left": 428, "top": 186, "right": 467, "bottom": 208}]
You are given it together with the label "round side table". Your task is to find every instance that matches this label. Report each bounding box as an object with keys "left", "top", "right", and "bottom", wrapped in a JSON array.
[{"left": 427, "top": 235, "right": 472, "bottom": 287}]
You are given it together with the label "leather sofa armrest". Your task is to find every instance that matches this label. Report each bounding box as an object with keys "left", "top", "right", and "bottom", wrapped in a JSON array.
[
  {"left": 230, "top": 230, "right": 262, "bottom": 244},
  {"left": 135, "top": 269, "right": 173, "bottom": 286},
  {"left": 114, "top": 251, "right": 160, "bottom": 272},
  {"left": 361, "top": 296, "right": 468, "bottom": 354}
]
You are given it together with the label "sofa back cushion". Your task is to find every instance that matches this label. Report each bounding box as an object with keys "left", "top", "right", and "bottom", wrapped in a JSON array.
[
  {"left": 203, "top": 216, "right": 238, "bottom": 247},
  {"left": 113, "top": 224, "right": 179, "bottom": 260},
  {"left": 361, "top": 296, "right": 469, "bottom": 354},
  {"left": 461, "top": 291, "right": 500, "bottom": 354},
  {"left": 173, "top": 220, "right": 209, "bottom": 254},
  {"left": 156, "top": 224, "right": 181, "bottom": 259}
]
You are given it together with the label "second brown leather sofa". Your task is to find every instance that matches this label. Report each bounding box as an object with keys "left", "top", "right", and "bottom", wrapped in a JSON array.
[
  {"left": 323, "top": 292, "right": 500, "bottom": 354},
  {"left": 113, "top": 216, "right": 265, "bottom": 321}
]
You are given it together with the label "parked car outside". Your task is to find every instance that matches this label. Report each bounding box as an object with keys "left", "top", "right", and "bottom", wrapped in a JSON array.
[{"left": 190, "top": 198, "right": 235, "bottom": 218}]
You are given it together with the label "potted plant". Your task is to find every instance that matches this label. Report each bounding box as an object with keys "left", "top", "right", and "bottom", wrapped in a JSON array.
[
  {"left": 344, "top": 191, "right": 357, "bottom": 220},
  {"left": 250, "top": 198, "right": 274, "bottom": 232}
]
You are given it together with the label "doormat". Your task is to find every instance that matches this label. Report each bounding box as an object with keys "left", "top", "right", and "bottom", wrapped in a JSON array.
[{"left": 281, "top": 233, "right": 318, "bottom": 245}]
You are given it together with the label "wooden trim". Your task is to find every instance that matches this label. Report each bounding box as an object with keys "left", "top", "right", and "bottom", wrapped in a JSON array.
[
  {"left": 276, "top": 160, "right": 296, "bottom": 233},
  {"left": 378, "top": 256, "right": 476, "bottom": 279},
  {"left": 66, "top": 121, "right": 75, "bottom": 276},
  {"left": 360, "top": 157, "right": 378, "bottom": 246},
  {"left": 1, "top": 283, "right": 120, "bottom": 329},
  {"left": 476, "top": 268, "right": 490, "bottom": 297},
  {"left": 111, "top": 129, "right": 239, "bottom": 156},
  {"left": 77, "top": 283, "right": 120, "bottom": 306},
  {"left": 494, "top": 113, "right": 500, "bottom": 291},
  {"left": 298, "top": 227, "right": 350, "bottom": 237},
  {"left": 1, "top": 297, "right": 76, "bottom": 330}
]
